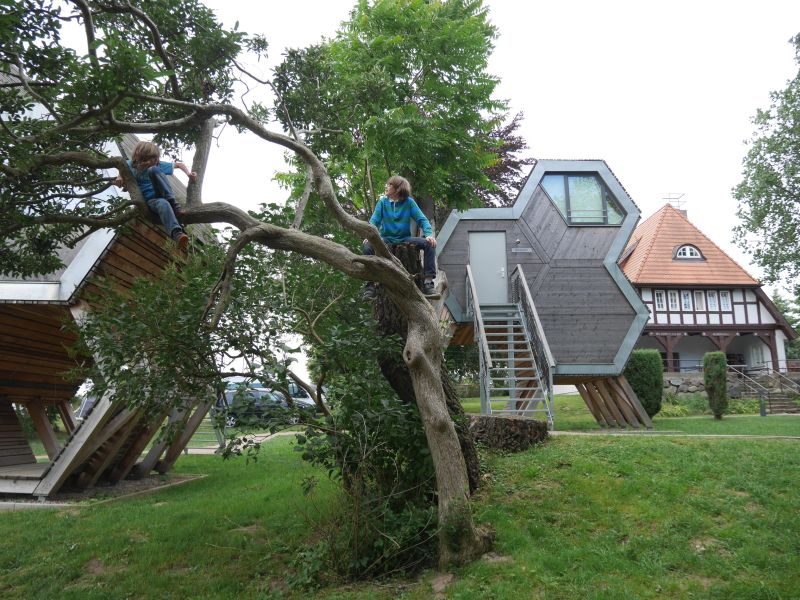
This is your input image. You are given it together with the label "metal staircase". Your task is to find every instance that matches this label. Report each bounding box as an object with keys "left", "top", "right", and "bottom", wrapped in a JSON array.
[{"left": 466, "top": 265, "right": 555, "bottom": 428}]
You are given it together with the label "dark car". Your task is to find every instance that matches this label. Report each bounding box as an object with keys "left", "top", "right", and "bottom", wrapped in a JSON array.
[
  {"left": 220, "top": 384, "right": 289, "bottom": 428},
  {"left": 219, "top": 382, "right": 317, "bottom": 428}
]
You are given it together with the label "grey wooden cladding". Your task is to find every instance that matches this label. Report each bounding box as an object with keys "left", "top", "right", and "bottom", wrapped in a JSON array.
[{"left": 439, "top": 180, "right": 638, "bottom": 369}]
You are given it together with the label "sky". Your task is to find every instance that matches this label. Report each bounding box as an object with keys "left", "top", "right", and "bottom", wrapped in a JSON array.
[{"left": 194, "top": 0, "right": 800, "bottom": 299}]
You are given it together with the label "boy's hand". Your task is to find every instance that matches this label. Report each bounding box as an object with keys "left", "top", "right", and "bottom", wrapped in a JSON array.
[
  {"left": 188, "top": 171, "right": 198, "bottom": 182},
  {"left": 426, "top": 236, "right": 437, "bottom": 248}
]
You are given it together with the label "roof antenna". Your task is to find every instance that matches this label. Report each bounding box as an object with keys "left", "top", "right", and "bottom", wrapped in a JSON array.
[{"left": 663, "top": 192, "right": 686, "bottom": 216}]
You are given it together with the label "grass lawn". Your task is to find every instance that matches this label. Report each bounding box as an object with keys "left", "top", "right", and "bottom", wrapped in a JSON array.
[
  {"left": 464, "top": 394, "right": 800, "bottom": 437},
  {"left": 1, "top": 435, "right": 799, "bottom": 598}
]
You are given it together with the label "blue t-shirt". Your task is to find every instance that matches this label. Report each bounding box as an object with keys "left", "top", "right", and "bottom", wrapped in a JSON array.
[
  {"left": 126, "top": 160, "right": 174, "bottom": 200},
  {"left": 368, "top": 196, "right": 433, "bottom": 244}
]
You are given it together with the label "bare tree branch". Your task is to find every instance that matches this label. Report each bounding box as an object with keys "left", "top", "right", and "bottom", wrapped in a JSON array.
[
  {"left": 292, "top": 165, "right": 314, "bottom": 229},
  {"left": 186, "top": 117, "right": 216, "bottom": 207}
]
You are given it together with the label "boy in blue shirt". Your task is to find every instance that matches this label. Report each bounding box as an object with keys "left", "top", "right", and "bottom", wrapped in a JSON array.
[
  {"left": 114, "top": 141, "right": 196, "bottom": 250},
  {"left": 362, "top": 175, "right": 437, "bottom": 299}
]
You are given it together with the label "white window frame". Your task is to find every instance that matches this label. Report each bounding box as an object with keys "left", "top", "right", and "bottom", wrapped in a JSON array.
[
  {"left": 720, "top": 290, "right": 732, "bottom": 311},
  {"left": 707, "top": 291, "right": 718, "bottom": 311},
  {"left": 693, "top": 291, "right": 705, "bottom": 311},
  {"left": 668, "top": 290, "right": 679, "bottom": 311},
  {"left": 654, "top": 290, "right": 665, "bottom": 311},
  {"left": 681, "top": 290, "right": 693, "bottom": 311},
  {"left": 675, "top": 245, "right": 702, "bottom": 259}
]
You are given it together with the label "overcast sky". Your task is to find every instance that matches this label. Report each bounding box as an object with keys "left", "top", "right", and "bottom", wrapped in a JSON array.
[{"left": 195, "top": 0, "right": 800, "bottom": 298}]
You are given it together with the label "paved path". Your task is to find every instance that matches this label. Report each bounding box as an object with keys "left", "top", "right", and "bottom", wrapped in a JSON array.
[
  {"left": 185, "top": 430, "right": 296, "bottom": 455},
  {"left": 550, "top": 430, "right": 800, "bottom": 440}
]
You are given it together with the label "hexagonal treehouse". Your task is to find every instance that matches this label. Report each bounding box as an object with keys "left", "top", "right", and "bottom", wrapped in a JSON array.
[
  {"left": 437, "top": 160, "right": 652, "bottom": 428},
  {"left": 0, "top": 137, "right": 210, "bottom": 498}
]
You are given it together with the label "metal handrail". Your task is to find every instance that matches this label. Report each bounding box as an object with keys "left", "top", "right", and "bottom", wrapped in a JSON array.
[
  {"left": 727, "top": 364, "right": 770, "bottom": 417},
  {"left": 510, "top": 264, "right": 555, "bottom": 427},
  {"left": 465, "top": 265, "right": 492, "bottom": 371},
  {"left": 511, "top": 265, "right": 555, "bottom": 370}
]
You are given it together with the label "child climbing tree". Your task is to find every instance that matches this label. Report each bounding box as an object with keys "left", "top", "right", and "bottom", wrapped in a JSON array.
[{"left": 1, "top": 0, "right": 513, "bottom": 567}]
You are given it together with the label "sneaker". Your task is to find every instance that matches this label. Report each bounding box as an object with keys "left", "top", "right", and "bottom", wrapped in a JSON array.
[
  {"left": 172, "top": 230, "right": 189, "bottom": 250},
  {"left": 362, "top": 283, "right": 377, "bottom": 300},
  {"left": 421, "top": 281, "right": 436, "bottom": 296}
]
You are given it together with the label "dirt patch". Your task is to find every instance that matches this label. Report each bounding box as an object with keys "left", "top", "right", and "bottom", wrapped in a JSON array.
[{"left": 0, "top": 474, "right": 203, "bottom": 509}]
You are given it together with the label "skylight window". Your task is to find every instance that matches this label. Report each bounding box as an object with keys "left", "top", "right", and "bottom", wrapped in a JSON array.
[{"left": 540, "top": 173, "right": 624, "bottom": 225}]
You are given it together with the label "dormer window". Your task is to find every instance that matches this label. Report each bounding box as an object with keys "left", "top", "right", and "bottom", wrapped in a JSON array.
[
  {"left": 541, "top": 173, "right": 625, "bottom": 225},
  {"left": 674, "top": 244, "right": 704, "bottom": 260}
]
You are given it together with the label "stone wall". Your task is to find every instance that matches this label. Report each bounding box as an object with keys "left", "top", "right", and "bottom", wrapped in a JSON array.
[{"left": 663, "top": 371, "right": 800, "bottom": 399}]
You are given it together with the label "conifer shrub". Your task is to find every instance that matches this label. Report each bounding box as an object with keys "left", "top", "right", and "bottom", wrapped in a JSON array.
[
  {"left": 704, "top": 351, "right": 729, "bottom": 419},
  {"left": 623, "top": 349, "right": 664, "bottom": 417}
]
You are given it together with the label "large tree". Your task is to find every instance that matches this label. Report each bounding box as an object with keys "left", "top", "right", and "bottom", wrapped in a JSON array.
[
  {"left": 1, "top": 0, "right": 495, "bottom": 566},
  {"left": 734, "top": 33, "right": 800, "bottom": 293},
  {"left": 273, "top": 0, "right": 531, "bottom": 218}
]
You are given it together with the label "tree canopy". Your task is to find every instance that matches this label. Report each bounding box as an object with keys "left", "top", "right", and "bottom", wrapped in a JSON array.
[
  {"left": 273, "top": 0, "right": 530, "bottom": 216},
  {"left": 1, "top": 0, "right": 501, "bottom": 568},
  {"left": 734, "top": 33, "right": 800, "bottom": 293}
]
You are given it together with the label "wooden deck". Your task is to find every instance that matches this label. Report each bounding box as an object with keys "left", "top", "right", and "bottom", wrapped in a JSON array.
[{"left": 0, "top": 462, "right": 49, "bottom": 495}]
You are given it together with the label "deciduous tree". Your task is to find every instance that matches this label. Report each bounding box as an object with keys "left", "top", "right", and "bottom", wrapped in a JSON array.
[
  {"left": 734, "top": 34, "right": 800, "bottom": 293},
  {"left": 1, "top": 0, "right": 492, "bottom": 566}
]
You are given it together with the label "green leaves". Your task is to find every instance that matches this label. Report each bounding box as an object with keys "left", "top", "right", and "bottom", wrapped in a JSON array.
[
  {"left": 734, "top": 33, "right": 800, "bottom": 292},
  {"left": 273, "top": 0, "right": 509, "bottom": 216}
]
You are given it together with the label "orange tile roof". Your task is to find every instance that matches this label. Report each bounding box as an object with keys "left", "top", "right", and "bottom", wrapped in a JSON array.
[{"left": 620, "top": 204, "right": 758, "bottom": 286}]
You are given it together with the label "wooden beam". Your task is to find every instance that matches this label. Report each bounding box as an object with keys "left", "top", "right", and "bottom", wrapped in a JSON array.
[
  {"left": 586, "top": 381, "right": 621, "bottom": 428},
  {"left": 26, "top": 400, "right": 60, "bottom": 459},
  {"left": 574, "top": 383, "right": 606, "bottom": 427},
  {"left": 107, "top": 416, "right": 167, "bottom": 484},
  {"left": 56, "top": 400, "right": 76, "bottom": 434},
  {"left": 591, "top": 380, "right": 627, "bottom": 428},
  {"left": 616, "top": 375, "right": 653, "bottom": 429},
  {"left": 156, "top": 399, "right": 213, "bottom": 474},
  {"left": 77, "top": 414, "right": 142, "bottom": 489},
  {"left": 131, "top": 407, "right": 189, "bottom": 478},
  {"left": 33, "top": 391, "right": 118, "bottom": 497},
  {"left": 70, "top": 406, "right": 137, "bottom": 470},
  {"left": 601, "top": 378, "right": 640, "bottom": 428}
]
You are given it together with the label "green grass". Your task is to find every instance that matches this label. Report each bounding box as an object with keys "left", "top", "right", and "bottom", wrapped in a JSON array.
[
  {"left": 2, "top": 435, "right": 799, "bottom": 599},
  {"left": 464, "top": 394, "right": 800, "bottom": 436},
  {"left": 0, "top": 438, "right": 336, "bottom": 599}
]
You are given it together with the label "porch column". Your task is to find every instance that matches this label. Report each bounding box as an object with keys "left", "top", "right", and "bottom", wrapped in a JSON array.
[
  {"left": 757, "top": 332, "right": 779, "bottom": 370},
  {"left": 651, "top": 333, "right": 678, "bottom": 372}
]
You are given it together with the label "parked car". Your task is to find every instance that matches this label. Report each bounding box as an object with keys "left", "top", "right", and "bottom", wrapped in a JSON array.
[{"left": 219, "top": 381, "right": 317, "bottom": 428}]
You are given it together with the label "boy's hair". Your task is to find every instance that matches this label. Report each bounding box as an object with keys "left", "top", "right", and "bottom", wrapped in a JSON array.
[
  {"left": 387, "top": 175, "right": 411, "bottom": 200},
  {"left": 131, "top": 141, "right": 161, "bottom": 170}
]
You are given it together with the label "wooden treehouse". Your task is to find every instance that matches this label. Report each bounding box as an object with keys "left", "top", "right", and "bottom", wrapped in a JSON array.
[
  {"left": 437, "top": 159, "right": 653, "bottom": 430},
  {"left": 0, "top": 138, "right": 210, "bottom": 498}
]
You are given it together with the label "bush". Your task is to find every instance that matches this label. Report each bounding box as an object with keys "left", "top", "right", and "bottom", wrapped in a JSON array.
[
  {"left": 704, "top": 351, "right": 729, "bottom": 419},
  {"left": 623, "top": 349, "right": 664, "bottom": 417}
]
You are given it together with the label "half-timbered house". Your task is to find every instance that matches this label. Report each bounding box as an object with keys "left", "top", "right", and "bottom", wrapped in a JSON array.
[
  {"left": 436, "top": 159, "right": 653, "bottom": 429},
  {"left": 619, "top": 203, "right": 796, "bottom": 372}
]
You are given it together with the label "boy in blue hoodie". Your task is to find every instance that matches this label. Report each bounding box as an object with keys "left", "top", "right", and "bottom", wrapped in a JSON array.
[{"left": 362, "top": 175, "right": 437, "bottom": 299}]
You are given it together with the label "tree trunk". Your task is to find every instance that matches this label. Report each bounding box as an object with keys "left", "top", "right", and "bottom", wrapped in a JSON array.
[
  {"left": 373, "top": 244, "right": 492, "bottom": 565},
  {"left": 374, "top": 244, "right": 480, "bottom": 492}
]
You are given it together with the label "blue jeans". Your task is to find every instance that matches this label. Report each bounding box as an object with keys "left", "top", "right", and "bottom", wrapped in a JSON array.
[
  {"left": 362, "top": 236, "right": 436, "bottom": 278},
  {"left": 144, "top": 167, "right": 181, "bottom": 237}
]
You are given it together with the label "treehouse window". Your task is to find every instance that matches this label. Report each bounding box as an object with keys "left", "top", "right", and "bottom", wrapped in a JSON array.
[{"left": 541, "top": 173, "right": 624, "bottom": 225}]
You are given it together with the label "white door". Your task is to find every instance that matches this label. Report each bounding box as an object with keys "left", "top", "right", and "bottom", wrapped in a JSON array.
[{"left": 468, "top": 231, "right": 507, "bottom": 304}]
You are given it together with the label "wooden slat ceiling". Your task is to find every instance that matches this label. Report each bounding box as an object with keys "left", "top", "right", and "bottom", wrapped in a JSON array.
[{"left": 1, "top": 218, "right": 179, "bottom": 406}]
